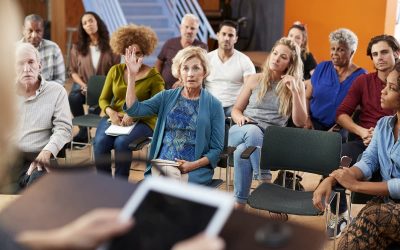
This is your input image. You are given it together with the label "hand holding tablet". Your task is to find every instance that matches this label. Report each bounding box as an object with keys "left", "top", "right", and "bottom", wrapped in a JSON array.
[{"left": 99, "top": 177, "right": 234, "bottom": 250}]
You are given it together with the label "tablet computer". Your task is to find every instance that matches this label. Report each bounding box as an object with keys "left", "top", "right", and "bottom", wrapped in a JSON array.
[{"left": 100, "top": 176, "right": 234, "bottom": 250}]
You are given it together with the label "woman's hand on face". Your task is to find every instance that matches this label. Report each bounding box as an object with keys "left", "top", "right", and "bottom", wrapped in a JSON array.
[
  {"left": 175, "top": 159, "right": 197, "bottom": 174},
  {"left": 120, "top": 114, "right": 134, "bottom": 127},
  {"left": 281, "top": 75, "right": 298, "bottom": 92},
  {"left": 125, "top": 45, "right": 143, "bottom": 75}
]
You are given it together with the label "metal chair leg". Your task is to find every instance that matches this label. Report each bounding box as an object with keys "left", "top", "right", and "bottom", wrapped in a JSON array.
[{"left": 333, "top": 191, "right": 340, "bottom": 250}]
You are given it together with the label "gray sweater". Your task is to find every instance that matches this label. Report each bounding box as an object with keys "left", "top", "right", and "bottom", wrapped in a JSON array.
[{"left": 17, "top": 78, "right": 72, "bottom": 156}]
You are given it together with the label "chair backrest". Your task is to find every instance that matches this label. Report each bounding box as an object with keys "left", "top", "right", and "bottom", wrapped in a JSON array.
[
  {"left": 260, "top": 126, "right": 342, "bottom": 176},
  {"left": 87, "top": 75, "right": 106, "bottom": 107}
]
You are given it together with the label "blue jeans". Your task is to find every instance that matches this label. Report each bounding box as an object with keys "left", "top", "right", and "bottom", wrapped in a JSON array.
[
  {"left": 228, "top": 124, "right": 272, "bottom": 204},
  {"left": 93, "top": 117, "right": 153, "bottom": 179}
]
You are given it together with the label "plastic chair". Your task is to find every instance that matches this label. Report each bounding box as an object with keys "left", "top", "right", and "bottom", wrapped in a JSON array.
[
  {"left": 243, "top": 126, "right": 343, "bottom": 246},
  {"left": 70, "top": 75, "right": 106, "bottom": 159}
]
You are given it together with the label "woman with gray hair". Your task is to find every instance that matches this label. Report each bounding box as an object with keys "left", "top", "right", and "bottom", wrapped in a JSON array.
[
  {"left": 305, "top": 28, "right": 366, "bottom": 131},
  {"left": 305, "top": 28, "right": 367, "bottom": 239},
  {"left": 124, "top": 45, "right": 224, "bottom": 185}
]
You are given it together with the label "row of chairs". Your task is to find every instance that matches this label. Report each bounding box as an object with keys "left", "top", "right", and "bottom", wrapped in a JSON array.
[{"left": 65, "top": 76, "right": 391, "bottom": 249}]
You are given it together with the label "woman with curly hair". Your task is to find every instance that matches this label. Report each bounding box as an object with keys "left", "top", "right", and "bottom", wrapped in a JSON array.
[
  {"left": 228, "top": 37, "right": 307, "bottom": 208},
  {"left": 93, "top": 24, "right": 165, "bottom": 179},
  {"left": 68, "top": 12, "right": 120, "bottom": 145}
]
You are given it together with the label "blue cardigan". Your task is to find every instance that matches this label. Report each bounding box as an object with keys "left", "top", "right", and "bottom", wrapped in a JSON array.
[{"left": 124, "top": 87, "right": 225, "bottom": 185}]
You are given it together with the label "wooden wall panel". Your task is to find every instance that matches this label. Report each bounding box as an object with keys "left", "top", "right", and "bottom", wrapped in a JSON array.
[
  {"left": 17, "top": 0, "right": 47, "bottom": 19},
  {"left": 65, "top": 0, "right": 84, "bottom": 44},
  {"left": 198, "top": 0, "right": 220, "bottom": 11},
  {"left": 50, "top": 0, "right": 66, "bottom": 55}
]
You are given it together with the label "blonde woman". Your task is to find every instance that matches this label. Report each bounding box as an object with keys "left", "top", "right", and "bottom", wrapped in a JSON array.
[
  {"left": 125, "top": 46, "right": 224, "bottom": 185},
  {"left": 228, "top": 37, "right": 307, "bottom": 208}
]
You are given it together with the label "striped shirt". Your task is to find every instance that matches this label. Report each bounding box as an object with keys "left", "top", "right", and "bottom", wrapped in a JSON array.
[
  {"left": 17, "top": 78, "right": 72, "bottom": 157},
  {"left": 19, "top": 39, "right": 66, "bottom": 85}
]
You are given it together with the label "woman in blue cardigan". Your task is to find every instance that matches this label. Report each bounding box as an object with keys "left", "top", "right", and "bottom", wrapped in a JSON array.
[{"left": 124, "top": 46, "right": 225, "bottom": 185}]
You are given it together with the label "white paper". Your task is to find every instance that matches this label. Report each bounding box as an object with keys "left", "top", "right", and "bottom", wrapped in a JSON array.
[
  {"left": 151, "top": 159, "right": 180, "bottom": 167},
  {"left": 105, "top": 123, "right": 136, "bottom": 136}
]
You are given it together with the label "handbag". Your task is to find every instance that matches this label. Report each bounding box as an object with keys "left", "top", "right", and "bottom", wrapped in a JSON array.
[{"left": 273, "top": 170, "right": 305, "bottom": 191}]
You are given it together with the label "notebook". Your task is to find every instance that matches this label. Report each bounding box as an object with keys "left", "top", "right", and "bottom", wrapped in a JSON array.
[{"left": 105, "top": 123, "right": 136, "bottom": 136}]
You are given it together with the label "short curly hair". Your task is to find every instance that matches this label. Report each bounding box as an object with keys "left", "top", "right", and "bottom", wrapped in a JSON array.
[
  {"left": 110, "top": 24, "right": 158, "bottom": 56},
  {"left": 171, "top": 46, "right": 210, "bottom": 79},
  {"left": 329, "top": 28, "right": 358, "bottom": 53}
]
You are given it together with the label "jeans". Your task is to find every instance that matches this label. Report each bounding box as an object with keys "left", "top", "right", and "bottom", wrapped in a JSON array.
[
  {"left": 228, "top": 124, "right": 271, "bottom": 204},
  {"left": 69, "top": 83, "right": 100, "bottom": 138},
  {"left": 93, "top": 117, "right": 153, "bottom": 179}
]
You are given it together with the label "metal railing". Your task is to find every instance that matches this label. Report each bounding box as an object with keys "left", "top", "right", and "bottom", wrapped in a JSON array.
[
  {"left": 166, "top": 0, "right": 217, "bottom": 42},
  {"left": 82, "top": 0, "right": 216, "bottom": 43}
]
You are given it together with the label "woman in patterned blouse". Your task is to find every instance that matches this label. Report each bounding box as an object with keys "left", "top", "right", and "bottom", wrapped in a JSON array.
[{"left": 124, "top": 46, "right": 225, "bottom": 185}]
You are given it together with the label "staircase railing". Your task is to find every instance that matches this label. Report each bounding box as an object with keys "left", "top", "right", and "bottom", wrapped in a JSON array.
[
  {"left": 166, "top": 0, "right": 217, "bottom": 42},
  {"left": 82, "top": 0, "right": 216, "bottom": 43},
  {"left": 82, "top": 0, "right": 127, "bottom": 34}
]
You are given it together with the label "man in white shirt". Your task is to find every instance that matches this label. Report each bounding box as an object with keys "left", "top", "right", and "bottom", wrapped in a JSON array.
[{"left": 204, "top": 20, "right": 255, "bottom": 116}]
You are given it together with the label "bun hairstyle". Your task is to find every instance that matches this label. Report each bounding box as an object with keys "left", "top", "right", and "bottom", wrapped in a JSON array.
[{"left": 288, "top": 21, "right": 309, "bottom": 59}]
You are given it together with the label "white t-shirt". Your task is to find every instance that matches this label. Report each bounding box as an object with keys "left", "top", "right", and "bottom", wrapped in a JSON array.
[
  {"left": 204, "top": 49, "right": 255, "bottom": 107},
  {"left": 90, "top": 45, "right": 101, "bottom": 71}
]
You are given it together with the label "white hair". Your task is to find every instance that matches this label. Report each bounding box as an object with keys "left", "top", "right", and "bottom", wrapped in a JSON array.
[
  {"left": 180, "top": 13, "right": 199, "bottom": 26},
  {"left": 329, "top": 28, "right": 358, "bottom": 53},
  {"left": 16, "top": 42, "right": 41, "bottom": 64}
]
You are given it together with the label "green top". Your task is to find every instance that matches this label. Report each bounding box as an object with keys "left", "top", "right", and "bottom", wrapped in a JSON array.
[{"left": 99, "top": 64, "right": 165, "bottom": 129}]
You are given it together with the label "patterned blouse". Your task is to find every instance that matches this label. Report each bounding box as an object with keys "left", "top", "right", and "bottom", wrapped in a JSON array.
[{"left": 158, "top": 95, "right": 199, "bottom": 161}]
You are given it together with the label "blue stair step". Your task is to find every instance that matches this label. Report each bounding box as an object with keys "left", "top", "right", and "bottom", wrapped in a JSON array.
[
  {"left": 125, "top": 15, "right": 170, "bottom": 28},
  {"left": 120, "top": 2, "right": 164, "bottom": 15},
  {"left": 119, "top": 0, "right": 158, "bottom": 3}
]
